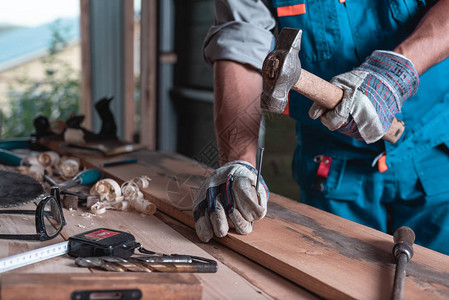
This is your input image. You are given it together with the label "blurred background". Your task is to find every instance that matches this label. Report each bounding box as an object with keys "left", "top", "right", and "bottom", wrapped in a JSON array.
[{"left": 0, "top": 0, "right": 299, "bottom": 200}]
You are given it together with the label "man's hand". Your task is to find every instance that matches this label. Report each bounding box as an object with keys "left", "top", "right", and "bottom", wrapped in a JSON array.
[
  {"left": 193, "top": 160, "right": 269, "bottom": 242},
  {"left": 309, "top": 50, "right": 419, "bottom": 143}
]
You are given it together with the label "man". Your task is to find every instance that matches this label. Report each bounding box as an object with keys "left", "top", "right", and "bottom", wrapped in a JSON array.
[{"left": 193, "top": 0, "right": 449, "bottom": 255}]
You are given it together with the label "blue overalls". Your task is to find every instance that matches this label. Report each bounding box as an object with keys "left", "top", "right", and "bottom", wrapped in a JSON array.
[{"left": 271, "top": 0, "right": 449, "bottom": 255}]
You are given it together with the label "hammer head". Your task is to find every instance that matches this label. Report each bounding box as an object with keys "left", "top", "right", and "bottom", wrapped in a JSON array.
[{"left": 261, "top": 28, "right": 302, "bottom": 114}]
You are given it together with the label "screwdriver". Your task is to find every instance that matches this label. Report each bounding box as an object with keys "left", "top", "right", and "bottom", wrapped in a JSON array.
[
  {"left": 44, "top": 168, "right": 102, "bottom": 189},
  {"left": 0, "top": 148, "right": 25, "bottom": 166}
]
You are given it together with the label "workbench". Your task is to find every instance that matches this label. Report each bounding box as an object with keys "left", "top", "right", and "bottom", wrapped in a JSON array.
[{"left": 1, "top": 144, "right": 449, "bottom": 299}]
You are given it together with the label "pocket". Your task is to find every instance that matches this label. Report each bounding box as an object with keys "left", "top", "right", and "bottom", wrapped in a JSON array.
[
  {"left": 272, "top": 0, "right": 341, "bottom": 62},
  {"left": 414, "top": 142, "right": 449, "bottom": 197},
  {"left": 389, "top": 0, "right": 424, "bottom": 24},
  {"left": 322, "top": 158, "right": 362, "bottom": 202}
]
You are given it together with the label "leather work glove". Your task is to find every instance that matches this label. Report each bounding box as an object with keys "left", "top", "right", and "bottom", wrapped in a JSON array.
[
  {"left": 309, "top": 50, "right": 419, "bottom": 143},
  {"left": 193, "top": 160, "right": 269, "bottom": 242}
]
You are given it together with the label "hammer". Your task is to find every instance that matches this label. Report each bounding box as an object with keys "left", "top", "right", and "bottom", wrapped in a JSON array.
[{"left": 261, "top": 27, "right": 404, "bottom": 143}]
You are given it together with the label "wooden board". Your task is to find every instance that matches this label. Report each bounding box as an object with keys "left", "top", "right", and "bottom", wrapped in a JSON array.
[
  {"left": 156, "top": 212, "right": 316, "bottom": 300},
  {"left": 43, "top": 145, "right": 449, "bottom": 299},
  {"left": 0, "top": 203, "right": 87, "bottom": 274},
  {"left": 1, "top": 273, "right": 202, "bottom": 300},
  {"left": 0, "top": 206, "right": 273, "bottom": 299},
  {"left": 59, "top": 208, "right": 272, "bottom": 299}
]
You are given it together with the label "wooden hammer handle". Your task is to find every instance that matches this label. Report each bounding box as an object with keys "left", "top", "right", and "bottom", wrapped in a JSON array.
[{"left": 294, "top": 69, "right": 404, "bottom": 143}]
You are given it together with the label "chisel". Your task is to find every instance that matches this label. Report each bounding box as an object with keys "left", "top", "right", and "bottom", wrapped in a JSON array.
[{"left": 391, "top": 226, "right": 415, "bottom": 300}]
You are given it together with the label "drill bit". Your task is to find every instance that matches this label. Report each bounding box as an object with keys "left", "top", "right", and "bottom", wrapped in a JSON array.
[{"left": 75, "top": 255, "right": 218, "bottom": 273}]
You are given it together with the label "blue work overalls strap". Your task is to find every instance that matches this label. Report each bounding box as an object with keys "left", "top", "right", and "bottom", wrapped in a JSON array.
[{"left": 270, "top": 0, "right": 449, "bottom": 255}]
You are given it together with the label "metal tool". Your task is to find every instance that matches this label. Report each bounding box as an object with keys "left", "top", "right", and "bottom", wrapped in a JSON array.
[
  {"left": 0, "top": 241, "right": 69, "bottom": 273},
  {"left": 255, "top": 147, "right": 264, "bottom": 193},
  {"left": 0, "top": 228, "right": 136, "bottom": 273},
  {"left": 75, "top": 255, "right": 218, "bottom": 273},
  {"left": 0, "top": 137, "right": 46, "bottom": 166},
  {"left": 0, "top": 228, "right": 218, "bottom": 274},
  {"left": 44, "top": 168, "right": 101, "bottom": 189},
  {"left": 260, "top": 27, "right": 404, "bottom": 143},
  {"left": 391, "top": 226, "right": 415, "bottom": 300},
  {"left": 0, "top": 148, "right": 26, "bottom": 166}
]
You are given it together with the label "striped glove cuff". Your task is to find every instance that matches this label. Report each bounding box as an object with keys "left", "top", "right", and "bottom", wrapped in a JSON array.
[{"left": 358, "top": 50, "right": 419, "bottom": 109}]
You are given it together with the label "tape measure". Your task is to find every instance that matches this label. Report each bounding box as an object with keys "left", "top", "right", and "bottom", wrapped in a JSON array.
[
  {"left": 0, "top": 241, "right": 69, "bottom": 273},
  {"left": 0, "top": 228, "right": 138, "bottom": 273}
]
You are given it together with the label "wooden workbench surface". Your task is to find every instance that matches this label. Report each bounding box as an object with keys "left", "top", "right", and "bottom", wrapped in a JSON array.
[
  {"left": 2, "top": 143, "right": 449, "bottom": 299},
  {"left": 0, "top": 201, "right": 311, "bottom": 299},
  {"left": 0, "top": 146, "right": 313, "bottom": 299}
]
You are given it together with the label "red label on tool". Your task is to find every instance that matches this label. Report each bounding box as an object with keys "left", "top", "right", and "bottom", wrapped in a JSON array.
[
  {"left": 317, "top": 155, "right": 332, "bottom": 178},
  {"left": 84, "top": 229, "right": 120, "bottom": 240}
]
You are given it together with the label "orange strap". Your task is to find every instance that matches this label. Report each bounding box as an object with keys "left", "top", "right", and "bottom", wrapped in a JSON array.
[
  {"left": 378, "top": 155, "right": 388, "bottom": 173},
  {"left": 277, "top": 4, "right": 306, "bottom": 17}
]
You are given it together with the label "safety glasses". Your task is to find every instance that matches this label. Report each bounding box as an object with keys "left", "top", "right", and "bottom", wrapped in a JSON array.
[{"left": 0, "top": 187, "right": 66, "bottom": 241}]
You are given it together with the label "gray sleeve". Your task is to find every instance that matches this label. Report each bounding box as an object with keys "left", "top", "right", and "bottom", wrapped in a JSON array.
[{"left": 203, "top": 0, "right": 276, "bottom": 71}]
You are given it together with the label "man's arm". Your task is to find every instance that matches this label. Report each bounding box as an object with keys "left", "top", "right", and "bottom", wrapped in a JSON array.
[
  {"left": 394, "top": 0, "right": 449, "bottom": 75},
  {"left": 193, "top": 61, "right": 268, "bottom": 242},
  {"left": 193, "top": 1, "right": 275, "bottom": 242},
  {"left": 311, "top": 0, "right": 449, "bottom": 143},
  {"left": 214, "top": 60, "right": 263, "bottom": 166}
]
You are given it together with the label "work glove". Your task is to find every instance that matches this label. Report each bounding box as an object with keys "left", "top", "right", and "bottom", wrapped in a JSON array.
[
  {"left": 309, "top": 50, "right": 419, "bottom": 143},
  {"left": 193, "top": 160, "right": 269, "bottom": 242}
]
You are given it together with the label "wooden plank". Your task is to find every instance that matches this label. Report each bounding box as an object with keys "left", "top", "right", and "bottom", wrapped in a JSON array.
[
  {"left": 1, "top": 273, "right": 202, "bottom": 300},
  {"left": 40, "top": 145, "right": 449, "bottom": 299},
  {"left": 139, "top": 0, "right": 158, "bottom": 148},
  {"left": 156, "top": 211, "right": 317, "bottom": 300},
  {"left": 123, "top": 0, "right": 135, "bottom": 142},
  {"left": 0, "top": 203, "right": 87, "bottom": 274},
  {"left": 59, "top": 208, "right": 271, "bottom": 299}
]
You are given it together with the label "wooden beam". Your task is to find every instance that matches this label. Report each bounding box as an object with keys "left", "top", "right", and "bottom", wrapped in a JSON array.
[
  {"left": 2, "top": 273, "right": 202, "bottom": 300},
  {"left": 123, "top": 0, "right": 135, "bottom": 142},
  {"left": 80, "top": 0, "right": 92, "bottom": 130},
  {"left": 59, "top": 148, "right": 449, "bottom": 300},
  {"left": 139, "top": 0, "right": 158, "bottom": 149}
]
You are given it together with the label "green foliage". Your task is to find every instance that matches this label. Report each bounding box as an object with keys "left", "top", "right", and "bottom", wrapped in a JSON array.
[{"left": 2, "top": 19, "right": 80, "bottom": 138}]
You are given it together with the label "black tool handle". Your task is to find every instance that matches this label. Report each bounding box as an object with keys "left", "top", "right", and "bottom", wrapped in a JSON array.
[{"left": 393, "top": 226, "right": 415, "bottom": 262}]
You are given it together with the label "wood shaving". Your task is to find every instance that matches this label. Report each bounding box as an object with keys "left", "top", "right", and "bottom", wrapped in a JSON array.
[
  {"left": 81, "top": 212, "right": 96, "bottom": 218},
  {"left": 88, "top": 176, "right": 156, "bottom": 216},
  {"left": 116, "top": 200, "right": 130, "bottom": 211},
  {"left": 16, "top": 164, "right": 52, "bottom": 183},
  {"left": 131, "top": 175, "right": 152, "bottom": 189},
  {"left": 37, "top": 151, "right": 60, "bottom": 167},
  {"left": 90, "top": 202, "right": 108, "bottom": 215},
  {"left": 59, "top": 157, "right": 80, "bottom": 179},
  {"left": 121, "top": 181, "right": 143, "bottom": 201},
  {"left": 23, "top": 155, "right": 40, "bottom": 166},
  {"left": 18, "top": 152, "right": 85, "bottom": 184},
  {"left": 131, "top": 197, "right": 156, "bottom": 215},
  {"left": 90, "top": 179, "right": 122, "bottom": 201}
]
